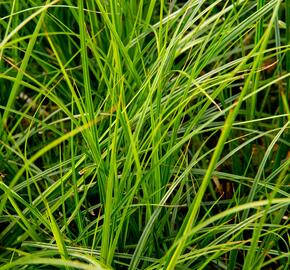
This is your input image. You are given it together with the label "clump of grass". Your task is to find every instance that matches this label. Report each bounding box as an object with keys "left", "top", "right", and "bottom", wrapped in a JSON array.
[{"left": 0, "top": 1, "right": 289, "bottom": 269}]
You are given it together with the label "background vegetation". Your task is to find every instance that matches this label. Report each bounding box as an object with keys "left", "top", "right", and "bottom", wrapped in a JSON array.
[{"left": 0, "top": 0, "right": 289, "bottom": 269}]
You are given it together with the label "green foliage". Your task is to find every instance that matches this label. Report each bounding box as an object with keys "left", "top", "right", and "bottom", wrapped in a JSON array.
[{"left": 0, "top": 0, "right": 289, "bottom": 269}]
